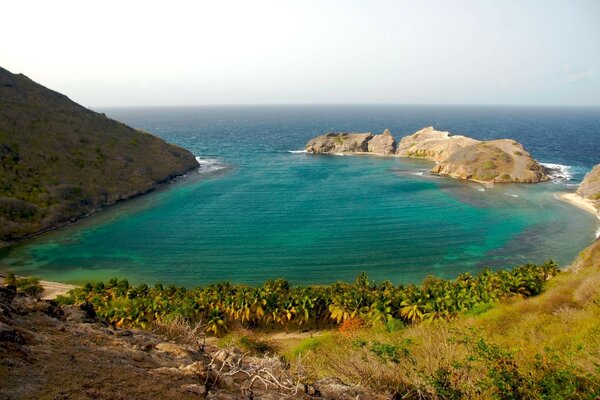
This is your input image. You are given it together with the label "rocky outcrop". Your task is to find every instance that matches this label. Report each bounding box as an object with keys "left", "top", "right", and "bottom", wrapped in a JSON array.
[
  {"left": 367, "top": 128, "right": 396, "bottom": 154},
  {"left": 397, "top": 127, "right": 549, "bottom": 183},
  {"left": 306, "top": 129, "right": 396, "bottom": 155},
  {"left": 576, "top": 164, "right": 600, "bottom": 212},
  {"left": 0, "top": 66, "right": 199, "bottom": 245},
  {"left": 306, "top": 126, "right": 549, "bottom": 183}
]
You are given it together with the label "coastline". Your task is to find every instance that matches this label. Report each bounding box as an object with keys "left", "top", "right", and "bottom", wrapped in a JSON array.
[
  {"left": 0, "top": 163, "right": 200, "bottom": 249},
  {"left": 0, "top": 271, "right": 77, "bottom": 300},
  {"left": 556, "top": 193, "right": 599, "bottom": 217}
]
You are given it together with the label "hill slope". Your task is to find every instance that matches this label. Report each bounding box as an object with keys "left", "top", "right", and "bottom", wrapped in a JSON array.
[{"left": 0, "top": 66, "right": 198, "bottom": 244}]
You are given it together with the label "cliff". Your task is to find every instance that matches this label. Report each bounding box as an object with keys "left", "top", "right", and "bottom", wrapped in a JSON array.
[
  {"left": 306, "top": 129, "right": 396, "bottom": 155},
  {"left": 576, "top": 164, "right": 600, "bottom": 212},
  {"left": 0, "top": 66, "right": 199, "bottom": 244}
]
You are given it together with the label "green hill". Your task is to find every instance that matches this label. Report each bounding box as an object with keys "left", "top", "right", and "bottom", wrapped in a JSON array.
[{"left": 0, "top": 66, "right": 198, "bottom": 244}]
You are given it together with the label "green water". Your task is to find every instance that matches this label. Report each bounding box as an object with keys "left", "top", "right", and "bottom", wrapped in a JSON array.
[{"left": 0, "top": 106, "right": 598, "bottom": 286}]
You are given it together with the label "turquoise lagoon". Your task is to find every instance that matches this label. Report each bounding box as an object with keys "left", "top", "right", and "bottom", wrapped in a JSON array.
[{"left": 1, "top": 105, "right": 598, "bottom": 286}]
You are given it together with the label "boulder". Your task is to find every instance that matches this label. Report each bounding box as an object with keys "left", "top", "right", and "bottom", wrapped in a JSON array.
[
  {"left": 367, "top": 128, "right": 396, "bottom": 154},
  {"left": 306, "top": 132, "right": 373, "bottom": 154}
]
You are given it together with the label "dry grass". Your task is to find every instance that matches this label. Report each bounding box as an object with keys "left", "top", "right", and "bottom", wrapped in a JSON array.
[
  {"left": 151, "top": 315, "right": 206, "bottom": 347},
  {"left": 288, "top": 256, "right": 600, "bottom": 398}
]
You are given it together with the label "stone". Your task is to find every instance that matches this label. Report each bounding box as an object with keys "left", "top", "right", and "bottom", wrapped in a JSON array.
[
  {"left": 0, "top": 322, "right": 24, "bottom": 344},
  {"left": 367, "top": 128, "right": 396, "bottom": 154},
  {"left": 306, "top": 132, "right": 373, "bottom": 154},
  {"left": 155, "top": 342, "right": 193, "bottom": 357}
]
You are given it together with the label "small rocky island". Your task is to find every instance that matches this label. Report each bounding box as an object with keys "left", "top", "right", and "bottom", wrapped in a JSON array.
[{"left": 306, "top": 126, "right": 549, "bottom": 183}]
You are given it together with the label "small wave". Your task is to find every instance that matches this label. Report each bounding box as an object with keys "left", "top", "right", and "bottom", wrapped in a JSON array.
[
  {"left": 412, "top": 172, "right": 424, "bottom": 176},
  {"left": 195, "top": 157, "right": 226, "bottom": 174},
  {"left": 288, "top": 150, "right": 307, "bottom": 154},
  {"left": 541, "top": 163, "right": 572, "bottom": 182},
  {"left": 504, "top": 193, "right": 519, "bottom": 198},
  {"left": 477, "top": 188, "right": 485, "bottom": 192}
]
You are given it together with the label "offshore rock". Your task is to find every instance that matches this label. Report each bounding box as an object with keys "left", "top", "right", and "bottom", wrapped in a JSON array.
[
  {"left": 367, "top": 128, "right": 396, "bottom": 154},
  {"left": 397, "top": 127, "right": 549, "bottom": 183},
  {"left": 306, "top": 129, "right": 397, "bottom": 155}
]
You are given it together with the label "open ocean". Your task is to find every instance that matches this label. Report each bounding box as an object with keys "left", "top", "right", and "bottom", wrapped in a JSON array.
[{"left": 1, "top": 105, "right": 599, "bottom": 286}]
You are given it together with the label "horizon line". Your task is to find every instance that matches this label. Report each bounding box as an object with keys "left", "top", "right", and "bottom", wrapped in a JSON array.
[{"left": 91, "top": 103, "right": 600, "bottom": 109}]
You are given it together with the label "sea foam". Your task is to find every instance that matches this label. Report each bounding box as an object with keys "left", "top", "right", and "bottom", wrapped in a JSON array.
[
  {"left": 195, "top": 157, "right": 226, "bottom": 173},
  {"left": 542, "top": 163, "right": 572, "bottom": 182},
  {"left": 288, "top": 150, "right": 307, "bottom": 154}
]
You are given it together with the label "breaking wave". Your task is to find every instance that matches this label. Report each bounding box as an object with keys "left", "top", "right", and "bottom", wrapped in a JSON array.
[{"left": 195, "top": 157, "right": 226, "bottom": 174}]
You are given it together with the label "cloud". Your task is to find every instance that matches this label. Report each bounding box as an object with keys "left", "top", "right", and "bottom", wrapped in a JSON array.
[{"left": 563, "top": 65, "right": 594, "bottom": 83}]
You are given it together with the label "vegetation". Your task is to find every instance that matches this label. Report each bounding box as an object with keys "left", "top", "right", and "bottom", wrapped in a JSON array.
[
  {"left": 5, "top": 272, "right": 44, "bottom": 298},
  {"left": 0, "top": 66, "right": 198, "bottom": 244},
  {"left": 288, "top": 251, "right": 600, "bottom": 399},
  {"left": 57, "top": 262, "right": 559, "bottom": 336}
]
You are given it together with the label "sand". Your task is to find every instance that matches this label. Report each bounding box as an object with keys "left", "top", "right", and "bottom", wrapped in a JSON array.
[
  {"left": 557, "top": 193, "right": 599, "bottom": 216},
  {"left": 0, "top": 271, "right": 77, "bottom": 300}
]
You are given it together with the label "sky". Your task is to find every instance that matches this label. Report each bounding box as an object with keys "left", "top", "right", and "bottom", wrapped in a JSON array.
[{"left": 2, "top": 0, "right": 599, "bottom": 107}]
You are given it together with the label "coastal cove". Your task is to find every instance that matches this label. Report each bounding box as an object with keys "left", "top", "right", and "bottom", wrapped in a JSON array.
[{"left": 0, "top": 105, "right": 598, "bottom": 286}]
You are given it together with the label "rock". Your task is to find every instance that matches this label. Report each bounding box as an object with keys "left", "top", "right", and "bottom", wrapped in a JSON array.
[
  {"left": 576, "top": 164, "right": 600, "bottom": 212},
  {"left": 63, "top": 302, "right": 97, "bottom": 323},
  {"left": 396, "top": 126, "right": 478, "bottom": 161},
  {"left": 0, "top": 285, "right": 17, "bottom": 305},
  {"left": 0, "top": 321, "right": 24, "bottom": 344},
  {"left": 182, "top": 383, "right": 207, "bottom": 395},
  {"left": 155, "top": 342, "right": 193, "bottom": 357},
  {"left": 213, "top": 347, "right": 243, "bottom": 364},
  {"left": 306, "top": 132, "right": 373, "bottom": 154},
  {"left": 180, "top": 361, "right": 207, "bottom": 377},
  {"left": 397, "top": 127, "right": 549, "bottom": 183},
  {"left": 367, "top": 129, "right": 396, "bottom": 154}
]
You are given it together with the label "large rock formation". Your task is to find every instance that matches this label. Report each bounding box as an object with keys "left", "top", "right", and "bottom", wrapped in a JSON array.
[
  {"left": 367, "top": 128, "right": 396, "bottom": 154},
  {"left": 0, "top": 66, "right": 199, "bottom": 244},
  {"left": 306, "top": 126, "right": 549, "bottom": 183},
  {"left": 397, "top": 127, "right": 549, "bottom": 183},
  {"left": 576, "top": 164, "right": 600, "bottom": 212},
  {"left": 306, "top": 129, "right": 395, "bottom": 155}
]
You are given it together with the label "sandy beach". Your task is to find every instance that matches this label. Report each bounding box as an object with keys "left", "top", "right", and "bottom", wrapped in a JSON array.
[
  {"left": 0, "top": 271, "right": 77, "bottom": 300},
  {"left": 557, "top": 193, "right": 599, "bottom": 217}
]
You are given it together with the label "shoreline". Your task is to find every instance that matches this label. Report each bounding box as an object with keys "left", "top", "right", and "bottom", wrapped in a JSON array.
[
  {"left": 0, "top": 164, "right": 200, "bottom": 250},
  {"left": 0, "top": 271, "right": 78, "bottom": 300},
  {"left": 556, "top": 193, "right": 599, "bottom": 217}
]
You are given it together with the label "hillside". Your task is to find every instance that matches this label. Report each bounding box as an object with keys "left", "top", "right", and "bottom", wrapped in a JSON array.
[
  {"left": 0, "top": 66, "right": 199, "bottom": 244},
  {"left": 576, "top": 164, "right": 600, "bottom": 213}
]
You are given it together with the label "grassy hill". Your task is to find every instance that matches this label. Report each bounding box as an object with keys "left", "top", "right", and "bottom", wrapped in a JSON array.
[{"left": 0, "top": 66, "right": 198, "bottom": 244}]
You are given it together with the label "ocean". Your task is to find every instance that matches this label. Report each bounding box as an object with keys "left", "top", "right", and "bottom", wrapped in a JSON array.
[{"left": 1, "top": 105, "right": 599, "bottom": 286}]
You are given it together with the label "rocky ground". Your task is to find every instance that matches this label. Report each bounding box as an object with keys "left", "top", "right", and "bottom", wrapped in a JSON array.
[{"left": 0, "top": 284, "right": 388, "bottom": 400}]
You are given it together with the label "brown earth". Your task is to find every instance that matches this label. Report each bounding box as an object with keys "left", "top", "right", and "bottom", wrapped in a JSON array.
[{"left": 0, "top": 284, "right": 389, "bottom": 399}]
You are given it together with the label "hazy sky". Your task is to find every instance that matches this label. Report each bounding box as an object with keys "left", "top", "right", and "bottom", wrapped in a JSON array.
[{"left": 2, "top": 0, "right": 599, "bottom": 107}]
